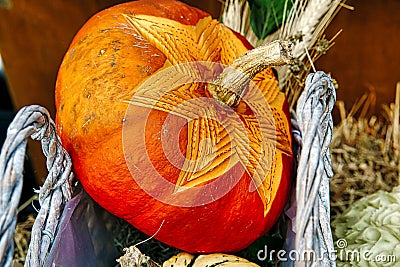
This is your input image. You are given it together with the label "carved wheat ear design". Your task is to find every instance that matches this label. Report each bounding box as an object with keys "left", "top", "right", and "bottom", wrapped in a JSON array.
[{"left": 123, "top": 14, "right": 293, "bottom": 214}]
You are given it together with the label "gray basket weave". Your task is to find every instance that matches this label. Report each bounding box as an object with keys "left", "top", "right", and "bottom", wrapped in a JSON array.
[{"left": 0, "top": 71, "right": 336, "bottom": 267}]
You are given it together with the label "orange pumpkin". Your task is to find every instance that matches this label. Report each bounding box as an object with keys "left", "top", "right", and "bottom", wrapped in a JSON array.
[{"left": 55, "top": 0, "right": 293, "bottom": 253}]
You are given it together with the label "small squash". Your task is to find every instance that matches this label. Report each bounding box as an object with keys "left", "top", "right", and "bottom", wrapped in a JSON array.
[{"left": 163, "top": 252, "right": 260, "bottom": 267}]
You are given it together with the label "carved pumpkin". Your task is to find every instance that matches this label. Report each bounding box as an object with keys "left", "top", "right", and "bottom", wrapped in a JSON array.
[{"left": 55, "top": 0, "right": 293, "bottom": 253}]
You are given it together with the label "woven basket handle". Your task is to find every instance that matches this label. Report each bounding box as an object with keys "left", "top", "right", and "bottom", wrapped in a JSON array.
[
  {"left": 295, "top": 71, "right": 336, "bottom": 266},
  {"left": 0, "top": 105, "right": 74, "bottom": 267}
]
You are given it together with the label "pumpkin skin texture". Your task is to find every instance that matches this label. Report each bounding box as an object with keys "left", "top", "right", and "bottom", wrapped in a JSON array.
[{"left": 55, "top": 0, "right": 293, "bottom": 253}]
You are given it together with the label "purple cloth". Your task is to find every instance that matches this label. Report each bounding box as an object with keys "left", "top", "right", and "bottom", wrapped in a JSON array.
[{"left": 45, "top": 190, "right": 119, "bottom": 267}]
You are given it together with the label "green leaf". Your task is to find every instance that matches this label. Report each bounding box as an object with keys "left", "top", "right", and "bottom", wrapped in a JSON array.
[{"left": 247, "top": 0, "right": 292, "bottom": 40}]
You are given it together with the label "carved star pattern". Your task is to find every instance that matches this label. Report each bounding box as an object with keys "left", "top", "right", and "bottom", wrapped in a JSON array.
[{"left": 124, "top": 14, "right": 292, "bottom": 214}]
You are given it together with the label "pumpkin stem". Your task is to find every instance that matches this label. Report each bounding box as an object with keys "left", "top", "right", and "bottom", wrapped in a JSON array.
[{"left": 208, "top": 40, "right": 294, "bottom": 108}]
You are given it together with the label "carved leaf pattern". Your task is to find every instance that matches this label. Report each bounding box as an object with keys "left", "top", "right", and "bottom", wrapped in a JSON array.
[{"left": 124, "top": 14, "right": 292, "bottom": 213}]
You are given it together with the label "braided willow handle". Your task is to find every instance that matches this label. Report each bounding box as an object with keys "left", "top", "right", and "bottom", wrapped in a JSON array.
[
  {"left": 0, "top": 105, "right": 74, "bottom": 267},
  {"left": 295, "top": 71, "right": 336, "bottom": 267}
]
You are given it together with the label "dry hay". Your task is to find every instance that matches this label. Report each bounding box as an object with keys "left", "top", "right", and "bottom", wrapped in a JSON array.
[
  {"left": 330, "top": 87, "right": 400, "bottom": 220},
  {"left": 12, "top": 215, "right": 35, "bottom": 266}
]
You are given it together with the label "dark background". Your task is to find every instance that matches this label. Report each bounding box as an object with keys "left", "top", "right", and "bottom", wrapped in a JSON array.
[{"left": 316, "top": 0, "right": 400, "bottom": 113}]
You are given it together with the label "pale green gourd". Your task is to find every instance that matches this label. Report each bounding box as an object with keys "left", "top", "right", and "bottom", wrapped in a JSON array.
[{"left": 332, "top": 186, "right": 400, "bottom": 266}]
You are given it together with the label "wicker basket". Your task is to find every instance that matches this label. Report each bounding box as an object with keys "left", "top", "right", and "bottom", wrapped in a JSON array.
[{"left": 0, "top": 71, "right": 336, "bottom": 267}]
